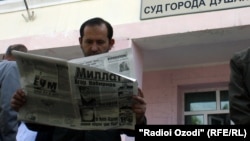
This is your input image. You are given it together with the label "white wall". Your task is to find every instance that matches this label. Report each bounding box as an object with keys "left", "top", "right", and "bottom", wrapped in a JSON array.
[{"left": 0, "top": 0, "right": 141, "bottom": 40}]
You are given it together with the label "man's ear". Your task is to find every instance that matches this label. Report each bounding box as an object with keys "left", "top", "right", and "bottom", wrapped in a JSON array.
[
  {"left": 79, "top": 37, "right": 83, "bottom": 52},
  {"left": 3, "top": 55, "right": 15, "bottom": 61},
  {"left": 79, "top": 37, "right": 82, "bottom": 44},
  {"left": 109, "top": 39, "right": 115, "bottom": 50}
]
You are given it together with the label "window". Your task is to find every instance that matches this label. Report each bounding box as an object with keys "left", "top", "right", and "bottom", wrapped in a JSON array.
[
  {"left": 184, "top": 89, "right": 230, "bottom": 125},
  {"left": 0, "top": 0, "right": 81, "bottom": 14}
]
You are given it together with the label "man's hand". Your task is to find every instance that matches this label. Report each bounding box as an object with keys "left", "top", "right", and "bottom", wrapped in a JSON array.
[
  {"left": 11, "top": 89, "right": 26, "bottom": 112},
  {"left": 132, "top": 88, "right": 146, "bottom": 124}
]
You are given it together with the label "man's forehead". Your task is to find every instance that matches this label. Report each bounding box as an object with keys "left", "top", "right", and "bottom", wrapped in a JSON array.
[
  {"left": 83, "top": 26, "right": 108, "bottom": 40},
  {"left": 84, "top": 24, "right": 107, "bottom": 33}
]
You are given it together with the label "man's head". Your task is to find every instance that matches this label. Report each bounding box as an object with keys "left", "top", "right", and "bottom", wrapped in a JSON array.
[
  {"left": 3, "top": 44, "right": 28, "bottom": 61},
  {"left": 79, "top": 17, "right": 115, "bottom": 57}
]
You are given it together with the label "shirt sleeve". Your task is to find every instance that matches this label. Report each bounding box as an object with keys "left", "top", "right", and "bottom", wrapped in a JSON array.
[
  {"left": 0, "top": 63, "right": 21, "bottom": 141},
  {"left": 229, "top": 51, "right": 250, "bottom": 124}
]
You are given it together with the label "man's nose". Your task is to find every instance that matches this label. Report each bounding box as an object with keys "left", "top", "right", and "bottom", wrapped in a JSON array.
[{"left": 91, "top": 43, "right": 98, "bottom": 51}]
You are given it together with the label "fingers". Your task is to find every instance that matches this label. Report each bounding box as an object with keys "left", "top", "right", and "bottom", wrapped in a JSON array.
[
  {"left": 132, "top": 104, "right": 146, "bottom": 114},
  {"left": 132, "top": 88, "right": 145, "bottom": 104},
  {"left": 11, "top": 89, "right": 26, "bottom": 112},
  {"left": 138, "top": 88, "right": 144, "bottom": 98},
  {"left": 132, "top": 99, "right": 146, "bottom": 124},
  {"left": 132, "top": 96, "right": 146, "bottom": 117},
  {"left": 132, "top": 88, "right": 146, "bottom": 109},
  {"left": 133, "top": 88, "right": 146, "bottom": 124},
  {"left": 133, "top": 95, "right": 146, "bottom": 105}
]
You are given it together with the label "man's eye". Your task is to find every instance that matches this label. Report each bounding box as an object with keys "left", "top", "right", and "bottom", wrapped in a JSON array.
[
  {"left": 97, "top": 41, "right": 105, "bottom": 44},
  {"left": 85, "top": 40, "right": 93, "bottom": 44}
]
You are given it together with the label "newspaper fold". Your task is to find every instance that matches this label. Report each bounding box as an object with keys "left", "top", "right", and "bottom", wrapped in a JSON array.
[{"left": 12, "top": 48, "right": 140, "bottom": 130}]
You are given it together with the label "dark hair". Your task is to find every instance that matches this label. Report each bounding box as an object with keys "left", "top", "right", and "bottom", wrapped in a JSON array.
[
  {"left": 5, "top": 44, "right": 28, "bottom": 56},
  {"left": 79, "top": 17, "right": 113, "bottom": 40}
]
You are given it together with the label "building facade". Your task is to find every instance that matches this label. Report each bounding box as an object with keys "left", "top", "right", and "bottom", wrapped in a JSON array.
[{"left": 1, "top": 0, "right": 250, "bottom": 140}]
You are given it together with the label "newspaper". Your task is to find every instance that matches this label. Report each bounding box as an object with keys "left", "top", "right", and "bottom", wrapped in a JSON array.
[{"left": 12, "top": 48, "right": 140, "bottom": 130}]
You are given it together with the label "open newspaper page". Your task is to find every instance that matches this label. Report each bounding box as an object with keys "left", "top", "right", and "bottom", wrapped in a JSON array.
[
  {"left": 12, "top": 51, "right": 79, "bottom": 129},
  {"left": 68, "top": 48, "right": 138, "bottom": 130},
  {"left": 68, "top": 62, "right": 137, "bottom": 130}
]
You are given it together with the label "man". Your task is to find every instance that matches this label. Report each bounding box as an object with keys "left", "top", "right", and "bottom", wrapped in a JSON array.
[
  {"left": 2, "top": 45, "right": 28, "bottom": 61},
  {"left": 11, "top": 17, "right": 146, "bottom": 141},
  {"left": 229, "top": 47, "right": 250, "bottom": 124},
  {"left": 0, "top": 44, "right": 28, "bottom": 141}
]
